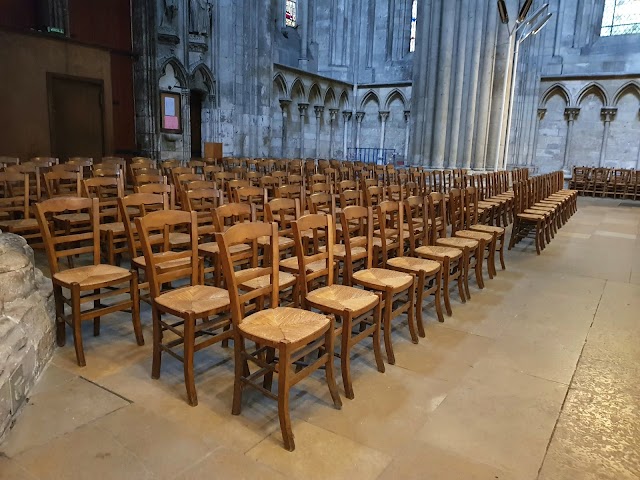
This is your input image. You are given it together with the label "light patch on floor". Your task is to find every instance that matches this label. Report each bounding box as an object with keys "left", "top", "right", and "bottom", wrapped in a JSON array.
[{"left": 593, "top": 230, "right": 637, "bottom": 240}]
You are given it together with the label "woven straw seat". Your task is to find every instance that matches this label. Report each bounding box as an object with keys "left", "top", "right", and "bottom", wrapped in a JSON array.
[
  {"left": 352, "top": 267, "right": 413, "bottom": 291},
  {"left": 306, "top": 284, "right": 379, "bottom": 314},
  {"left": 53, "top": 264, "right": 131, "bottom": 289},
  {"left": 198, "top": 241, "right": 251, "bottom": 255},
  {"left": 239, "top": 269, "right": 296, "bottom": 290},
  {"left": 239, "top": 307, "right": 329, "bottom": 345},
  {"left": 455, "top": 229, "right": 493, "bottom": 242},
  {"left": 154, "top": 284, "right": 230, "bottom": 315},
  {"left": 257, "top": 235, "right": 294, "bottom": 249},
  {"left": 132, "top": 252, "right": 191, "bottom": 270},
  {"left": 99, "top": 222, "right": 125, "bottom": 233},
  {"left": 517, "top": 212, "right": 545, "bottom": 220},
  {"left": 279, "top": 256, "right": 326, "bottom": 273},
  {"left": 469, "top": 224, "right": 505, "bottom": 234},
  {"left": 387, "top": 256, "right": 440, "bottom": 275},
  {"left": 415, "top": 245, "right": 462, "bottom": 259},
  {"left": 436, "top": 237, "right": 478, "bottom": 249},
  {"left": 53, "top": 212, "right": 90, "bottom": 223},
  {"left": 0, "top": 218, "right": 39, "bottom": 230}
]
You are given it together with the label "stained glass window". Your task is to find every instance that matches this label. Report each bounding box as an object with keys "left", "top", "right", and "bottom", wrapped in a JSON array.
[
  {"left": 409, "top": 0, "right": 417, "bottom": 52},
  {"left": 286, "top": 0, "right": 297, "bottom": 27},
  {"left": 601, "top": 0, "right": 640, "bottom": 36}
]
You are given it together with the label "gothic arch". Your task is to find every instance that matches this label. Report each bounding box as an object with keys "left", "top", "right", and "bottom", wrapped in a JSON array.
[
  {"left": 360, "top": 90, "right": 380, "bottom": 110},
  {"left": 339, "top": 90, "right": 350, "bottom": 109},
  {"left": 309, "top": 83, "right": 323, "bottom": 106},
  {"left": 384, "top": 89, "right": 407, "bottom": 110},
  {"left": 540, "top": 83, "right": 571, "bottom": 108},
  {"left": 324, "top": 87, "right": 337, "bottom": 108},
  {"left": 613, "top": 82, "right": 640, "bottom": 106},
  {"left": 577, "top": 83, "right": 608, "bottom": 106},
  {"left": 290, "top": 78, "right": 306, "bottom": 101},
  {"left": 273, "top": 72, "right": 289, "bottom": 99},
  {"left": 159, "top": 57, "right": 189, "bottom": 88},
  {"left": 190, "top": 63, "right": 216, "bottom": 94}
]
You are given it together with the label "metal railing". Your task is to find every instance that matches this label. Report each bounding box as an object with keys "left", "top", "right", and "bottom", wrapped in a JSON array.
[{"left": 346, "top": 148, "right": 396, "bottom": 165}]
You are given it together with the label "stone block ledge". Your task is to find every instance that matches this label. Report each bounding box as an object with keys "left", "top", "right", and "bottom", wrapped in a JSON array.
[{"left": 0, "top": 233, "right": 55, "bottom": 442}]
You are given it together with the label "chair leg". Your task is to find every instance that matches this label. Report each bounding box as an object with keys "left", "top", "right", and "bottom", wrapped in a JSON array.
[
  {"left": 130, "top": 272, "right": 144, "bottom": 346},
  {"left": 443, "top": 259, "right": 453, "bottom": 316},
  {"left": 475, "top": 244, "right": 485, "bottom": 289},
  {"left": 323, "top": 323, "right": 342, "bottom": 409},
  {"left": 277, "top": 346, "right": 295, "bottom": 451},
  {"left": 183, "top": 316, "right": 198, "bottom": 406},
  {"left": 407, "top": 284, "right": 418, "bottom": 344},
  {"left": 263, "top": 346, "right": 276, "bottom": 391},
  {"left": 71, "top": 283, "right": 86, "bottom": 367},
  {"left": 93, "top": 289, "right": 100, "bottom": 337},
  {"left": 534, "top": 224, "right": 541, "bottom": 255},
  {"left": 151, "top": 307, "right": 162, "bottom": 379},
  {"left": 54, "top": 284, "right": 66, "bottom": 347},
  {"left": 340, "top": 312, "right": 355, "bottom": 400},
  {"left": 232, "top": 334, "right": 246, "bottom": 416},
  {"left": 382, "top": 290, "right": 395, "bottom": 365},
  {"left": 463, "top": 251, "right": 472, "bottom": 299},
  {"left": 372, "top": 300, "right": 385, "bottom": 373},
  {"left": 415, "top": 273, "right": 426, "bottom": 337},
  {"left": 498, "top": 235, "right": 506, "bottom": 270}
]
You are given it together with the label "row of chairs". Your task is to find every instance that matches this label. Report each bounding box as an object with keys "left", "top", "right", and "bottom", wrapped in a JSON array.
[
  {"left": 509, "top": 171, "right": 578, "bottom": 254},
  {"left": 31, "top": 175, "right": 518, "bottom": 451},
  {"left": 569, "top": 166, "right": 640, "bottom": 199}
]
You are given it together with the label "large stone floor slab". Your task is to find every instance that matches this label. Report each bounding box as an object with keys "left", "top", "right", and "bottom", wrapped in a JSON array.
[{"left": 0, "top": 197, "right": 638, "bottom": 479}]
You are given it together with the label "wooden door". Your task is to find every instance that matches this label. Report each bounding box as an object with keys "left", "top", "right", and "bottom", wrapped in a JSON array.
[
  {"left": 190, "top": 90, "right": 202, "bottom": 158},
  {"left": 49, "top": 75, "right": 105, "bottom": 161}
]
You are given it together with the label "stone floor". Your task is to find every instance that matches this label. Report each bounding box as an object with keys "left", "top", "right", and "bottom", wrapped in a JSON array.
[{"left": 1, "top": 197, "right": 639, "bottom": 479}]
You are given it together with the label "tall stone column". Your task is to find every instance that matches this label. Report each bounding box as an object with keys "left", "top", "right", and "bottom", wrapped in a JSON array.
[
  {"left": 298, "top": 103, "right": 309, "bottom": 158},
  {"left": 637, "top": 108, "right": 640, "bottom": 169},
  {"left": 563, "top": 107, "right": 580, "bottom": 171},
  {"left": 314, "top": 106, "right": 324, "bottom": 158},
  {"left": 299, "top": 0, "right": 309, "bottom": 68},
  {"left": 355, "top": 111, "right": 365, "bottom": 150},
  {"left": 342, "top": 110, "right": 352, "bottom": 159},
  {"left": 378, "top": 111, "right": 389, "bottom": 160},
  {"left": 529, "top": 108, "right": 546, "bottom": 167},
  {"left": 404, "top": 110, "right": 411, "bottom": 164},
  {"left": 431, "top": 0, "right": 457, "bottom": 168},
  {"left": 279, "top": 99, "right": 291, "bottom": 158},
  {"left": 599, "top": 107, "right": 617, "bottom": 167},
  {"left": 329, "top": 108, "right": 339, "bottom": 158}
]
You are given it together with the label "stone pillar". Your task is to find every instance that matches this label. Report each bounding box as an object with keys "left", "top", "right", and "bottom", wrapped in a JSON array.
[
  {"left": 329, "top": 108, "right": 339, "bottom": 158},
  {"left": 355, "top": 111, "right": 365, "bottom": 150},
  {"left": 431, "top": 0, "right": 457, "bottom": 168},
  {"left": 637, "top": 108, "right": 640, "bottom": 169},
  {"left": 378, "top": 111, "right": 389, "bottom": 159},
  {"left": 599, "top": 107, "right": 617, "bottom": 167},
  {"left": 299, "top": 0, "right": 308, "bottom": 68},
  {"left": 529, "top": 108, "right": 546, "bottom": 166},
  {"left": 563, "top": 107, "right": 580, "bottom": 171},
  {"left": 298, "top": 102, "right": 309, "bottom": 158},
  {"left": 279, "top": 99, "right": 291, "bottom": 158},
  {"left": 404, "top": 110, "right": 411, "bottom": 164},
  {"left": 314, "top": 105, "right": 324, "bottom": 158},
  {"left": 342, "top": 110, "right": 352, "bottom": 160}
]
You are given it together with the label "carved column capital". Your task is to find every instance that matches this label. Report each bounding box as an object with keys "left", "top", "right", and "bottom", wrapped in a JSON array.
[
  {"left": 378, "top": 111, "right": 390, "bottom": 121},
  {"left": 342, "top": 110, "right": 353, "bottom": 121},
  {"left": 355, "top": 111, "right": 365, "bottom": 122},
  {"left": 279, "top": 99, "right": 291, "bottom": 110},
  {"left": 314, "top": 105, "right": 325, "bottom": 118},
  {"left": 298, "top": 102, "right": 309, "bottom": 116},
  {"left": 403, "top": 110, "right": 411, "bottom": 122},
  {"left": 564, "top": 107, "right": 580, "bottom": 122},
  {"left": 537, "top": 108, "right": 547, "bottom": 120},
  {"left": 329, "top": 108, "right": 339, "bottom": 121},
  {"left": 601, "top": 107, "right": 617, "bottom": 122}
]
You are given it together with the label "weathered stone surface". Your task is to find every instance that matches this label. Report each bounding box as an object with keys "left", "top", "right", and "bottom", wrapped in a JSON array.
[{"left": 0, "top": 233, "right": 55, "bottom": 442}]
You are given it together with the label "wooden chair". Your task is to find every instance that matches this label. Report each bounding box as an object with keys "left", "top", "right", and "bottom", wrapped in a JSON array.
[
  {"left": 36, "top": 197, "right": 142, "bottom": 366},
  {"left": 136, "top": 182, "right": 177, "bottom": 209},
  {"left": 136, "top": 209, "right": 231, "bottom": 406},
  {"left": 83, "top": 176, "right": 128, "bottom": 266},
  {"left": 43, "top": 170, "right": 81, "bottom": 198},
  {"left": 404, "top": 196, "right": 428, "bottom": 255},
  {"left": 508, "top": 181, "right": 547, "bottom": 255},
  {"left": 0, "top": 172, "right": 42, "bottom": 245},
  {"left": 292, "top": 213, "right": 384, "bottom": 399},
  {"left": 354, "top": 202, "right": 417, "bottom": 364},
  {"left": 466, "top": 187, "right": 507, "bottom": 271}
]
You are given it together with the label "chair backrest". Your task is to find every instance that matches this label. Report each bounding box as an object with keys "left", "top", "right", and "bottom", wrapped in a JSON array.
[
  {"left": 134, "top": 173, "right": 166, "bottom": 187},
  {"left": 216, "top": 221, "right": 279, "bottom": 325},
  {"left": 292, "top": 213, "right": 335, "bottom": 295},
  {"left": 213, "top": 202, "right": 255, "bottom": 232},
  {"left": 340, "top": 205, "right": 373, "bottom": 279},
  {"left": 43, "top": 170, "right": 81, "bottom": 198},
  {"left": 376, "top": 200, "right": 404, "bottom": 266},
  {"left": 427, "top": 192, "right": 447, "bottom": 244},
  {"left": 448, "top": 188, "right": 464, "bottom": 234},
  {"left": 135, "top": 209, "right": 200, "bottom": 299},
  {"left": 35, "top": 196, "right": 99, "bottom": 274},
  {"left": 265, "top": 198, "right": 300, "bottom": 237},
  {"left": 83, "top": 176, "right": 124, "bottom": 223},
  {"left": 366, "top": 185, "right": 385, "bottom": 207},
  {"left": 340, "top": 189, "right": 363, "bottom": 208},
  {"left": 118, "top": 192, "right": 169, "bottom": 261},
  {"left": 0, "top": 172, "right": 29, "bottom": 217},
  {"left": 235, "top": 186, "right": 267, "bottom": 217},
  {"left": 308, "top": 192, "right": 335, "bottom": 216},
  {"left": 404, "top": 195, "right": 427, "bottom": 241},
  {"left": 276, "top": 184, "right": 304, "bottom": 200}
]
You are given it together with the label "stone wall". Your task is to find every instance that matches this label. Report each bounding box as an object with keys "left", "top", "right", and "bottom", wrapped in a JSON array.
[{"left": 0, "top": 234, "right": 55, "bottom": 442}]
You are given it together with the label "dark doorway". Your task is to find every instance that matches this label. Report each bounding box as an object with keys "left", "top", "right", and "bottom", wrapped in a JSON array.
[
  {"left": 48, "top": 75, "right": 105, "bottom": 161},
  {"left": 190, "top": 90, "right": 203, "bottom": 158}
]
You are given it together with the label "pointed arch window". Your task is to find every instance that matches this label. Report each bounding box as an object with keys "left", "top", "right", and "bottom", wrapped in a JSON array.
[
  {"left": 409, "top": 0, "right": 417, "bottom": 52},
  {"left": 286, "top": 0, "right": 297, "bottom": 27},
  {"left": 601, "top": 0, "right": 640, "bottom": 36}
]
